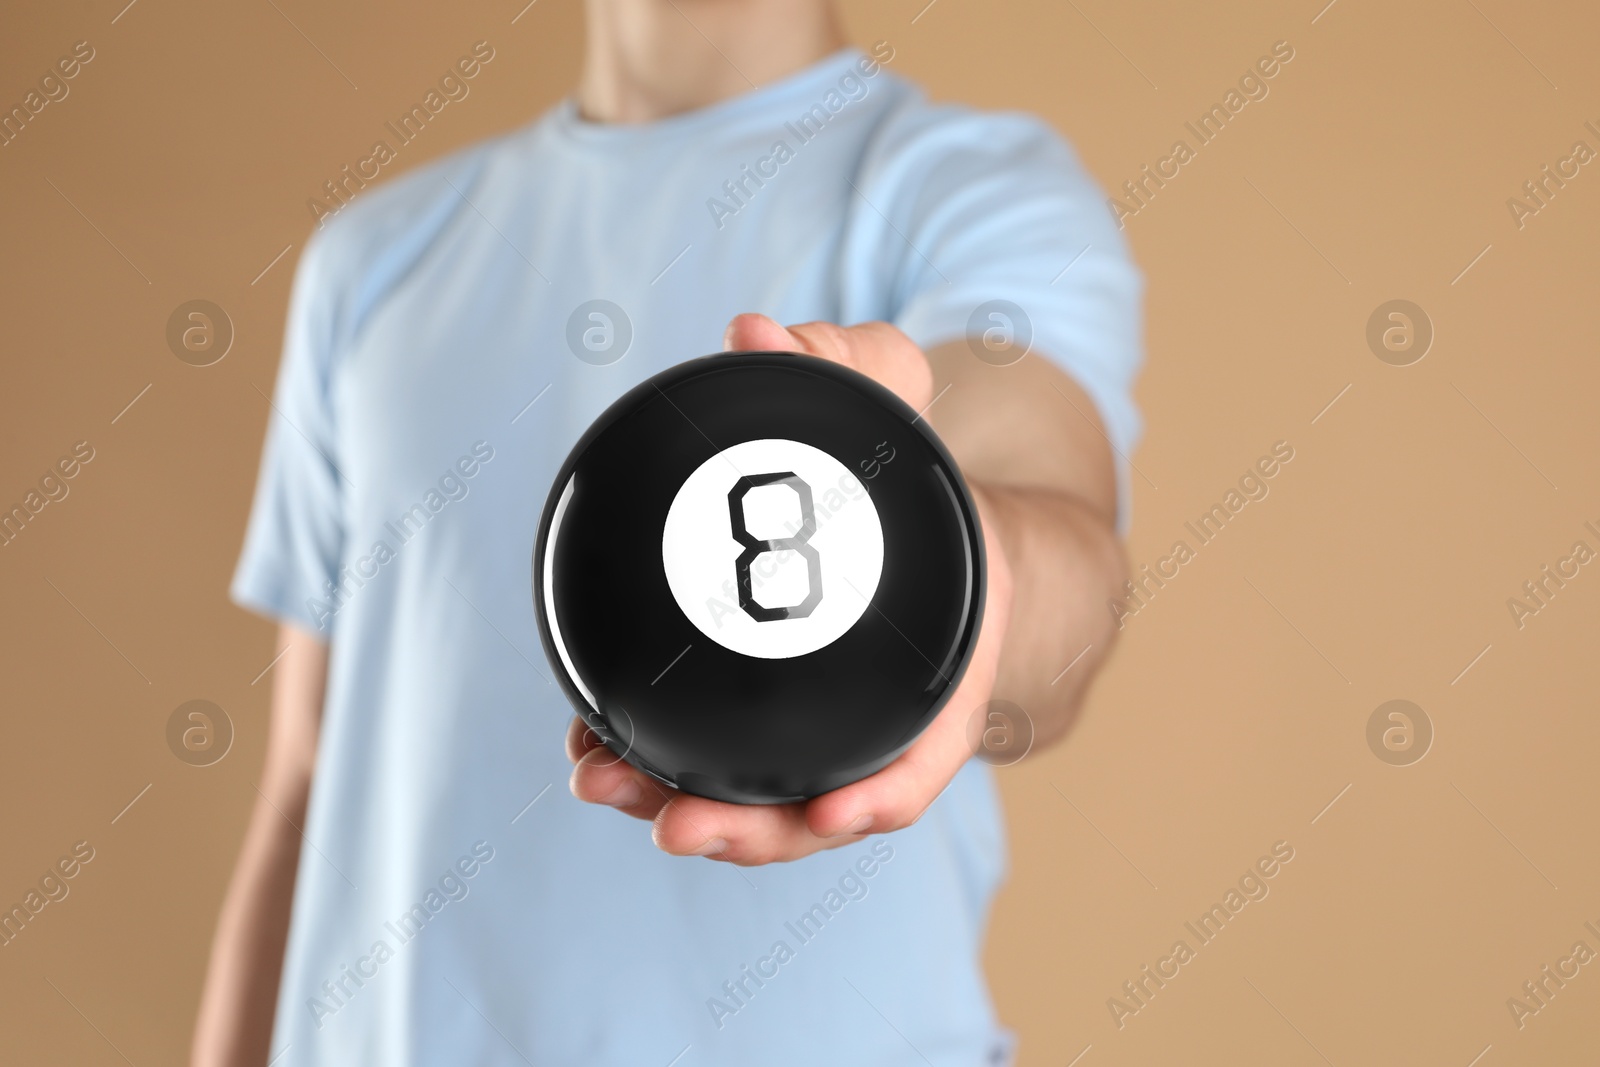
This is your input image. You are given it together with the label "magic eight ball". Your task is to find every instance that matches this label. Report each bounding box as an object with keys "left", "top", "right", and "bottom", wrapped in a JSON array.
[{"left": 533, "top": 351, "right": 985, "bottom": 804}]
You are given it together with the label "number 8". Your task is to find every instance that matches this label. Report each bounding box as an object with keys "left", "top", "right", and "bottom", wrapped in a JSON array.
[{"left": 728, "top": 472, "right": 822, "bottom": 622}]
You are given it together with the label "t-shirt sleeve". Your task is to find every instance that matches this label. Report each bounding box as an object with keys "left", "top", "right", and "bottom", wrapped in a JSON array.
[
  {"left": 230, "top": 236, "right": 347, "bottom": 635},
  {"left": 870, "top": 108, "right": 1145, "bottom": 527}
]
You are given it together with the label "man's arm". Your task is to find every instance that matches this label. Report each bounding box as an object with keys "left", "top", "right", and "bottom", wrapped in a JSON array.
[
  {"left": 922, "top": 336, "right": 1128, "bottom": 748},
  {"left": 191, "top": 625, "right": 328, "bottom": 1067},
  {"left": 568, "top": 314, "right": 1128, "bottom": 864}
]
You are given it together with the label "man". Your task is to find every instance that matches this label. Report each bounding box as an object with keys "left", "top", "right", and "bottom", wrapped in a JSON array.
[{"left": 192, "top": 1, "right": 1140, "bottom": 1063}]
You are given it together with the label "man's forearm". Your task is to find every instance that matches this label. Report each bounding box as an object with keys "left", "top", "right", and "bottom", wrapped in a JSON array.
[
  {"left": 974, "top": 482, "right": 1127, "bottom": 747},
  {"left": 191, "top": 785, "right": 306, "bottom": 1066},
  {"left": 193, "top": 626, "right": 325, "bottom": 1066},
  {"left": 920, "top": 338, "right": 1128, "bottom": 751}
]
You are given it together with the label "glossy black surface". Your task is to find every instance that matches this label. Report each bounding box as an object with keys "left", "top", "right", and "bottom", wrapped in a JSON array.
[{"left": 533, "top": 352, "right": 984, "bottom": 803}]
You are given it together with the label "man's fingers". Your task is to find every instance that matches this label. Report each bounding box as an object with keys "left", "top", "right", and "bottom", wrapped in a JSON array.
[
  {"left": 804, "top": 684, "right": 980, "bottom": 838},
  {"left": 723, "top": 313, "right": 933, "bottom": 411},
  {"left": 806, "top": 606, "right": 1007, "bottom": 839},
  {"left": 569, "top": 745, "right": 675, "bottom": 822},
  {"left": 566, "top": 711, "right": 842, "bottom": 852},
  {"left": 564, "top": 714, "right": 605, "bottom": 762},
  {"left": 653, "top": 793, "right": 791, "bottom": 861},
  {"left": 786, "top": 320, "right": 933, "bottom": 410},
  {"left": 654, "top": 792, "right": 863, "bottom": 865},
  {"left": 723, "top": 312, "right": 796, "bottom": 353}
]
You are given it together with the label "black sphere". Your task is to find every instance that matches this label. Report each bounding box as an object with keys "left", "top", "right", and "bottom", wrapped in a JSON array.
[{"left": 533, "top": 351, "right": 984, "bottom": 804}]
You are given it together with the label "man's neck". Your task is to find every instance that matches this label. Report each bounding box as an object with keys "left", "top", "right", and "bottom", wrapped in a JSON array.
[{"left": 578, "top": 0, "right": 846, "bottom": 124}]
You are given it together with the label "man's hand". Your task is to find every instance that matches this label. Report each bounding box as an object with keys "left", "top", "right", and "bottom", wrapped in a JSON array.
[{"left": 567, "top": 314, "right": 1015, "bottom": 865}]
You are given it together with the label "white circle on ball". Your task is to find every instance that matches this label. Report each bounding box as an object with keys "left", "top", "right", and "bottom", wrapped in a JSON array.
[{"left": 662, "top": 438, "right": 884, "bottom": 660}]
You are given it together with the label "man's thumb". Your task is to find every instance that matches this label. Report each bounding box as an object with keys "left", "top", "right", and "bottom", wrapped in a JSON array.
[{"left": 723, "top": 312, "right": 796, "bottom": 353}]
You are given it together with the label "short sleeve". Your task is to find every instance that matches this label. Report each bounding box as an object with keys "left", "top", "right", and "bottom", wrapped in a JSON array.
[
  {"left": 231, "top": 236, "right": 347, "bottom": 635},
  {"left": 865, "top": 108, "right": 1144, "bottom": 528}
]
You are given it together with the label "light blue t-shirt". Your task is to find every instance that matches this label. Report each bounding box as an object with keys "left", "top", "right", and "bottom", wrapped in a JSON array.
[{"left": 234, "top": 47, "right": 1141, "bottom": 1067}]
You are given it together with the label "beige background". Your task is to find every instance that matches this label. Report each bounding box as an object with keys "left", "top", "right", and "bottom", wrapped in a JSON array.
[{"left": 3, "top": 0, "right": 1597, "bottom": 1063}]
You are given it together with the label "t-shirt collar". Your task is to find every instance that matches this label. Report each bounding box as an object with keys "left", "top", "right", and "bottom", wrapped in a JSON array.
[{"left": 550, "top": 47, "right": 869, "bottom": 148}]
